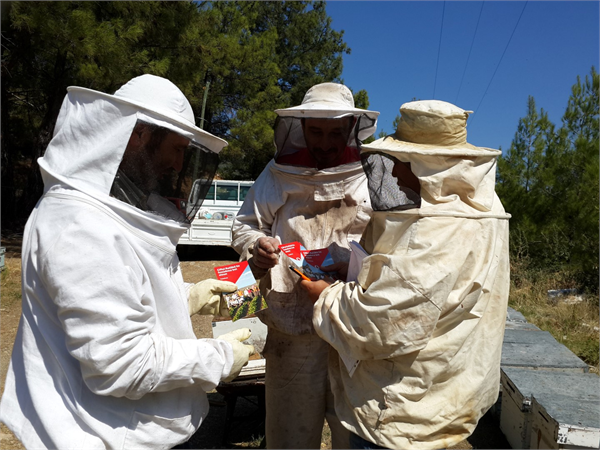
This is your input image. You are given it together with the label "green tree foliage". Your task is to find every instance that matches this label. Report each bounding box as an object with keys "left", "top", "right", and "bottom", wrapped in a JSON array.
[
  {"left": 214, "top": 1, "right": 350, "bottom": 179},
  {"left": 350, "top": 88, "right": 375, "bottom": 144},
  {"left": 2, "top": 1, "right": 216, "bottom": 223},
  {"left": 2, "top": 1, "right": 363, "bottom": 227},
  {"left": 497, "top": 97, "right": 556, "bottom": 225},
  {"left": 352, "top": 89, "right": 370, "bottom": 110},
  {"left": 497, "top": 67, "right": 599, "bottom": 291}
]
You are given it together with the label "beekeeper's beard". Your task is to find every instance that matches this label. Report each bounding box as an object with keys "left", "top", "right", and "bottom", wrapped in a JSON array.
[
  {"left": 110, "top": 136, "right": 180, "bottom": 218},
  {"left": 119, "top": 135, "right": 167, "bottom": 195}
]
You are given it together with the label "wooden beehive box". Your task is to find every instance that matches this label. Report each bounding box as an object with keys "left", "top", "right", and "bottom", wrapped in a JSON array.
[
  {"left": 501, "top": 329, "right": 589, "bottom": 373},
  {"left": 528, "top": 373, "right": 599, "bottom": 449},
  {"left": 500, "top": 368, "right": 535, "bottom": 449},
  {"left": 499, "top": 367, "right": 599, "bottom": 449}
]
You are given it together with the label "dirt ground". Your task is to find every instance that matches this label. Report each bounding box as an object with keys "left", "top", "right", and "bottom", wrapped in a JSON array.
[{"left": 0, "top": 239, "right": 510, "bottom": 449}]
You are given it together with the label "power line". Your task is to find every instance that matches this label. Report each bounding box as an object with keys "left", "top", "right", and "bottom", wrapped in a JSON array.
[
  {"left": 470, "top": 1, "right": 528, "bottom": 126},
  {"left": 433, "top": 1, "right": 446, "bottom": 99},
  {"left": 455, "top": 1, "right": 485, "bottom": 104}
]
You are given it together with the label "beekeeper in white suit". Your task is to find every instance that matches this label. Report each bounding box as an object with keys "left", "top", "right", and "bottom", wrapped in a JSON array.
[
  {"left": 301, "top": 100, "right": 511, "bottom": 449},
  {"left": 0, "top": 74, "right": 255, "bottom": 450},
  {"left": 232, "top": 83, "right": 379, "bottom": 449}
]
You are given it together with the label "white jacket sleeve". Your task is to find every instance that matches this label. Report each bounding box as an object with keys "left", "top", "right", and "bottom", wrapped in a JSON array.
[{"left": 41, "top": 221, "right": 233, "bottom": 400}]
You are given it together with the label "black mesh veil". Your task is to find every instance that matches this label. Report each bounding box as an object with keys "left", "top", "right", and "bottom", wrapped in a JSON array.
[
  {"left": 361, "top": 152, "right": 421, "bottom": 211},
  {"left": 165, "top": 141, "right": 219, "bottom": 222},
  {"left": 273, "top": 114, "right": 378, "bottom": 167},
  {"left": 111, "top": 120, "right": 219, "bottom": 224}
]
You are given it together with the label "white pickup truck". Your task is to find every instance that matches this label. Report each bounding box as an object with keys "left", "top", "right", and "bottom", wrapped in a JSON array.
[{"left": 178, "top": 179, "right": 254, "bottom": 247}]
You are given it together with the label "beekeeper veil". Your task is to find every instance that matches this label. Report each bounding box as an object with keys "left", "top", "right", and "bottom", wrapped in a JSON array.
[
  {"left": 361, "top": 100, "right": 500, "bottom": 212},
  {"left": 39, "top": 74, "right": 227, "bottom": 224},
  {"left": 273, "top": 83, "right": 379, "bottom": 169}
]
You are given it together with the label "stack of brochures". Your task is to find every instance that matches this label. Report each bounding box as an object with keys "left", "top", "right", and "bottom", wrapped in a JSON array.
[{"left": 278, "top": 241, "right": 338, "bottom": 281}]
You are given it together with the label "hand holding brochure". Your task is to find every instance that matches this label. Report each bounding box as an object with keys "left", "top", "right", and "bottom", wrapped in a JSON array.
[
  {"left": 278, "top": 241, "right": 338, "bottom": 281},
  {"left": 279, "top": 241, "right": 364, "bottom": 377},
  {"left": 214, "top": 261, "right": 268, "bottom": 321}
]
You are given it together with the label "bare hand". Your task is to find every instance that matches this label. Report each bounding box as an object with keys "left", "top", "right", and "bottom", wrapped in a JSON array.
[
  {"left": 252, "top": 237, "right": 281, "bottom": 269},
  {"left": 300, "top": 279, "right": 332, "bottom": 303},
  {"left": 320, "top": 261, "right": 349, "bottom": 281}
]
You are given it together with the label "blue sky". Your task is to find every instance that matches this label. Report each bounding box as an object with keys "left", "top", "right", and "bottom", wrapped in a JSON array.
[{"left": 326, "top": 1, "right": 599, "bottom": 152}]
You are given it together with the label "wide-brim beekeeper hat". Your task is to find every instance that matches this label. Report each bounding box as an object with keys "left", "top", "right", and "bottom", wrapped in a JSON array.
[
  {"left": 274, "top": 82, "right": 379, "bottom": 141},
  {"left": 361, "top": 100, "right": 502, "bottom": 213},
  {"left": 67, "top": 74, "right": 227, "bottom": 154},
  {"left": 272, "top": 83, "right": 379, "bottom": 167},
  {"left": 41, "top": 74, "right": 228, "bottom": 224},
  {"left": 362, "top": 99, "right": 498, "bottom": 156}
]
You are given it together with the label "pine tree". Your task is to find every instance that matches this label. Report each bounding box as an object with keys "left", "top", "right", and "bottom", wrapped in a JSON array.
[
  {"left": 550, "top": 67, "right": 599, "bottom": 284},
  {"left": 496, "top": 67, "right": 599, "bottom": 291},
  {"left": 1, "top": 1, "right": 363, "bottom": 225},
  {"left": 214, "top": 1, "right": 352, "bottom": 179}
]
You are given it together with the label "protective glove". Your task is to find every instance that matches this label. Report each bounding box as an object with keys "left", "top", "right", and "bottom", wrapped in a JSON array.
[
  {"left": 188, "top": 279, "right": 237, "bottom": 317},
  {"left": 218, "top": 328, "right": 256, "bottom": 382}
]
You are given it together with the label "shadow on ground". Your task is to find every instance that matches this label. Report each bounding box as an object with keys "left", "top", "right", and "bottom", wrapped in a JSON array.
[
  {"left": 178, "top": 245, "right": 240, "bottom": 263},
  {"left": 187, "top": 391, "right": 265, "bottom": 449},
  {"left": 182, "top": 393, "right": 510, "bottom": 449}
]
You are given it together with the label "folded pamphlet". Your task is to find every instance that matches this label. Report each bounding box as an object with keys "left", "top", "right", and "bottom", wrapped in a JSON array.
[
  {"left": 340, "top": 240, "right": 370, "bottom": 377},
  {"left": 214, "top": 261, "right": 268, "bottom": 321},
  {"left": 347, "top": 240, "right": 369, "bottom": 283},
  {"left": 279, "top": 241, "right": 338, "bottom": 281}
]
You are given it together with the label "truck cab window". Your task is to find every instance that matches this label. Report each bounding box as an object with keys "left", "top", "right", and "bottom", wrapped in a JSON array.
[
  {"left": 204, "top": 185, "right": 215, "bottom": 201},
  {"left": 240, "top": 186, "right": 251, "bottom": 201}
]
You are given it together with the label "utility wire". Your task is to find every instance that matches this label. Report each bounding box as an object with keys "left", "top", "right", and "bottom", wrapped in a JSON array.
[
  {"left": 433, "top": 1, "right": 446, "bottom": 99},
  {"left": 470, "top": 1, "right": 528, "bottom": 126},
  {"left": 455, "top": 1, "right": 485, "bottom": 104}
]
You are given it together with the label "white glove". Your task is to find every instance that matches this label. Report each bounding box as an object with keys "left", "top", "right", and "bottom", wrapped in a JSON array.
[
  {"left": 188, "top": 279, "right": 237, "bottom": 317},
  {"left": 218, "top": 328, "right": 256, "bottom": 382}
]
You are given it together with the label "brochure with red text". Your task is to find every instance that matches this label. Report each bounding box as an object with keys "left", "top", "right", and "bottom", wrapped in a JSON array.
[
  {"left": 214, "top": 261, "right": 267, "bottom": 321},
  {"left": 278, "top": 241, "right": 338, "bottom": 281},
  {"left": 280, "top": 241, "right": 361, "bottom": 376}
]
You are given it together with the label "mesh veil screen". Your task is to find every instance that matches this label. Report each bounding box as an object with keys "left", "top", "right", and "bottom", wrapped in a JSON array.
[{"left": 361, "top": 152, "right": 421, "bottom": 211}]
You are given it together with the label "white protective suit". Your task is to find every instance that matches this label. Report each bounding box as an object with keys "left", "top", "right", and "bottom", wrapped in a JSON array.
[
  {"left": 233, "top": 160, "right": 372, "bottom": 335},
  {"left": 313, "top": 100, "right": 511, "bottom": 450},
  {"left": 232, "top": 155, "right": 372, "bottom": 450},
  {"left": 231, "top": 83, "right": 379, "bottom": 449},
  {"left": 0, "top": 76, "right": 237, "bottom": 449}
]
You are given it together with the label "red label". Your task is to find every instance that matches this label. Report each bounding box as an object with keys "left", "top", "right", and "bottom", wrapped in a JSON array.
[
  {"left": 214, "top": 261, "right": 248, "bottom": 282},
  {"left": 279, "top": 241, "right": 305, "bottom": 263},
  {"left": 303, "top": 248, "right": 329, "bottom": 268}
]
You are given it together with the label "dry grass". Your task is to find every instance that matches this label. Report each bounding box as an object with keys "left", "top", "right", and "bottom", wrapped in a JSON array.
[
  {"left": 0, "top": 257, "right": 22, "bottom": 310},
  {"left": 320, "top": 421, "right": 332, "bottom": 449},
  {"left": 1, "top": 258, "right": 26, "bottom": 450},
  {"left": 508, "top": 261, "right": 599, "bottom": 373}
]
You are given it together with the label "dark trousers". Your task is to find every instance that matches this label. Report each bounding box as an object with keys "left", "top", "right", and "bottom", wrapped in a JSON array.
[{"left": 349, "top": 432, "right": 389, "bottom": 449}]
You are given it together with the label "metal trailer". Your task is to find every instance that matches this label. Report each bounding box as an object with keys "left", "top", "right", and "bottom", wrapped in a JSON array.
[{"left": 178, "top": 179, "right": 254, "bottom": 247}]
